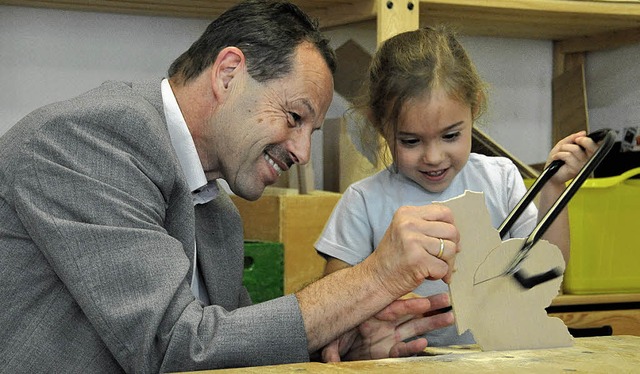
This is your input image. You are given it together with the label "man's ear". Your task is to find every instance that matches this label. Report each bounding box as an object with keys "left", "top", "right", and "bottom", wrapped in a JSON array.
[{"left": 211, "top": 46, "right": 245, "bottom": 100}]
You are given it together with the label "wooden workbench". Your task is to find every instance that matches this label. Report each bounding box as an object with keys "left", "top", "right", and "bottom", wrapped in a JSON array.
[{"left": 180, "top": 335, "right": 639, "bottom": 373}]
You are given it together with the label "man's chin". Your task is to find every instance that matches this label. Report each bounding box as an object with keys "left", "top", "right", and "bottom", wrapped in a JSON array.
[{"left": 230, "top": 183, "right": 266, "bottom": 202}]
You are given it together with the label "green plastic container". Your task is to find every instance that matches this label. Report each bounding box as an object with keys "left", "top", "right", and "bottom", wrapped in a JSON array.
[{"left": 243, "top": 241, "right": 284, "bottom": 303}]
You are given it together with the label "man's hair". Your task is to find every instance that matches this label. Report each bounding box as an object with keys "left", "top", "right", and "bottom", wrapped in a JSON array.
[{"left": 168, "top": 0, "right": 336, "bottom": 84}]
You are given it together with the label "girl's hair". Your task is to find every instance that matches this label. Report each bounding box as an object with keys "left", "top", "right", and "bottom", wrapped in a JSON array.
[{"left": 353, "top": 25, "right": 487, "bottom": 168}]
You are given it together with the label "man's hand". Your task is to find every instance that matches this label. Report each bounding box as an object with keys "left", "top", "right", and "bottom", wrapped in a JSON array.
[
  {"left": 300, "top": 204, "right": 459, "bottom": 353},
  {"left": 321, "top": 293, "right": 454, "bottom": 362},
  {"left": 366, "top": 204, "right": 460, "bottom": 299}
]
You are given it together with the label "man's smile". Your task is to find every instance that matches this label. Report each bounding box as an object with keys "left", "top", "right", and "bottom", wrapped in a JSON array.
[{"left": 263, "top": 152, "right": 285, "bottom": 176}]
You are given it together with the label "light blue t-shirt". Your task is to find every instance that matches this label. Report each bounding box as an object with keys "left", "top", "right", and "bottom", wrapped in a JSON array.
[{"left": 315, "top": 153, "right": 537, "bottom": 346}]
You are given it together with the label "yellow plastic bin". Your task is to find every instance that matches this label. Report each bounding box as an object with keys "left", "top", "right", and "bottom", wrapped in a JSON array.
[
  {"left": 525, "top": 167, "right": 640, "bottom": 294},
  {"left": 561, "top": 167, "right": 640, "bottom": 294}
]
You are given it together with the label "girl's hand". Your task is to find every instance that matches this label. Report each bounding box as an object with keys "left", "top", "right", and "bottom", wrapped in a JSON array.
[{"left": 546, "top": 131, "right": 599, "bottom": 185}]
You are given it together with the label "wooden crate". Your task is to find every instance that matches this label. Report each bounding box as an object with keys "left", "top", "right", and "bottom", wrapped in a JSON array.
[{"left": 230, "top": 188, "right": 341, "bottom": 294}]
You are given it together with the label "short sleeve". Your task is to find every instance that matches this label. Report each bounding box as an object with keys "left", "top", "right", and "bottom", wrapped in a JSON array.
[{"left": 314, "top": 186, "right": 374, "bottom": 265}]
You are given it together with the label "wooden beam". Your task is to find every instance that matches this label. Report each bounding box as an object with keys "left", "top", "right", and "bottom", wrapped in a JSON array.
[
  {"left": 472, "top": 128, "right": 540, "bottom": 179},
  {"left": 417, "top": 0, "right": 640, "bottom": 39},
  {"left": 552, "top": 63, "right": 589, "bottom": 144},
  {"left": 5, "top": 1, "right": 640, "bottom": 40},
  {"left": 377, "top": 0, "right": 420, "bottom": 44},
  {"left": 305, "top": 0, "right": 376, "bottom": 29},
  {"left": 342, "top": 0, "right": 421, "bottom": 177},
  {"left": 552, "top": 39, "right": 589, "bottom": 145},
  {"left": 556, "top": 26, "right": 640, "bottom": 54},
  {"left": 338, "top": 118, "right": 378, "bottom": 192}
]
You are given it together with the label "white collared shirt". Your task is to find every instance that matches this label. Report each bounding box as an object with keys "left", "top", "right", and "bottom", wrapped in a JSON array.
[{"left": 161, "top": 78, "right": 216, "bottom": 305}]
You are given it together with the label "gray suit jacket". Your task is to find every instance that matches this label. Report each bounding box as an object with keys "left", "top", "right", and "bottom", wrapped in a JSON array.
[{"left": 0, "top": 81, "right": 308, "bottom": 373}]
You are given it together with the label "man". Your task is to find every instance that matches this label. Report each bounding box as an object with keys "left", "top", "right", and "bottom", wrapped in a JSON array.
[{"left": 0, "top": 1, "right": 459, "bottom": 371}]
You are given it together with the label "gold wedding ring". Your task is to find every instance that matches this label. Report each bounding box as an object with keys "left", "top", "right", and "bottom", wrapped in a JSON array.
[{"left": 437, "top": 238, "right": 445, "bottom": 259}]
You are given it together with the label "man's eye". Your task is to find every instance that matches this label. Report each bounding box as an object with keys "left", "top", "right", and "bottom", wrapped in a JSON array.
[{"left": 289, "top": 112, "right": 302, "bottom": 126}]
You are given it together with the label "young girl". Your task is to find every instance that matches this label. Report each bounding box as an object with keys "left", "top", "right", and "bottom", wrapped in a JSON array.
[{"left": 316, "top": 26, "right": 597, "bottom": 347}]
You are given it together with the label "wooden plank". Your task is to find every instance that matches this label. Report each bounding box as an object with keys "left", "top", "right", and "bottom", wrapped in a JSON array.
[
  {"left": 552, "top": 64, "right": 589, "bottom": 145},
  {"left": 417, "top": 0, "right": 640, "bottom": 40},
  {"left": 342, "top": 0, "right": 422, "bottom": 179},
  {"left": 231, "top": 193, "right": 281, "bottom": 243},
  {"left": 0, "top": 0, "right": 235, "bottom": 19},
  {"left": 331, "top": 37, "right": 376, "bottom": 191},
  {"left": 377, "top": 0, "right": 420, "bottom": 44},
  {"left": 4, "top": 1, "right": 640, "bottom": 40},
  {"left": 553, "top": 41, "right": 567, "bottom": 78},
  {"left": 302, "top": 0, "right": 377, "bottom": 28},
  {"left": 322, "top": 118, "right": 342, "bottom": 193},
  {"left": 472, "top": 127, "right": 540, "bottom": 179},
  {"left": 280, "top": 192, "right": 340, "bottom": 292},
  {"left": 556, "top": 26, "right": 640, "bottom": 54},
  {"left": 333, "top": 39, "right": 372, "bottom": 101},
  {"left": 338, "top": 117, "right": 377, "bottom": 192},
  {"left": 295, "top": 162, "right": 315, "bottom": 194},
  {"left": 564, "top": 52, "right": 586, "bottom": 74}
]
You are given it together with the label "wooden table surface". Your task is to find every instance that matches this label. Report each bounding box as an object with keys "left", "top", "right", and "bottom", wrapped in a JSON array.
[{"left": 179, "top": 335, "right": 640, "bottom": 373}]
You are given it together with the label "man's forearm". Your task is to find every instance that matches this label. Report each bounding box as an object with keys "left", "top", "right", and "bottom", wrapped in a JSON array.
[{"left": 295, "top": 257, "right": 396, "bottom": 352}]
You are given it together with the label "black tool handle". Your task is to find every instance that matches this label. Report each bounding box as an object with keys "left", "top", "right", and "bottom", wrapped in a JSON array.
[
  {"left": 513, "top": 267, "right": 563, "bottom": 289},
  {"left": 504, "top": 129, "right": 615, "bottom": 288},
  {"left": 524, "top": 129, "right": 614, "bottom": 248},
  {"left": 499, "top": 128, "right": 612, "bottom": 238}
]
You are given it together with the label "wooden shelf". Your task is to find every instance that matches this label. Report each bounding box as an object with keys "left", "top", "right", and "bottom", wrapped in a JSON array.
[
  {"left": 416, "top": 0, "right": 640, "bottom": 40},
  {"left": 2, "top": 1, "right": 639, "bottom": 41}
]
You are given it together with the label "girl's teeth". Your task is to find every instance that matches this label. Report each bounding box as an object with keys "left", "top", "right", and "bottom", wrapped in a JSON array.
[{"left": 426, "top": 170, "right": 444, "bottom": 176}]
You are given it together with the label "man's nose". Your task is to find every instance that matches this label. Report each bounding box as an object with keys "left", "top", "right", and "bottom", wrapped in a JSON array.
[{"left": 287, "top": 130, "right": 312, "bottom": 166}]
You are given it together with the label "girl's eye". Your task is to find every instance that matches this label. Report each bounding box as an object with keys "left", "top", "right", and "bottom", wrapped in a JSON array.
[
  {"left": 399, "top": 138, "right": 419, "bottom": 146},
  {"left": 443, "top": 131, "right": 461, "bottom": 141}
]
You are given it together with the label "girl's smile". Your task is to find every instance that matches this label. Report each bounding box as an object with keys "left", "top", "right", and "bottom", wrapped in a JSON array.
[{"left": 392, "top": 89, "right": 473, "bottom": 193}]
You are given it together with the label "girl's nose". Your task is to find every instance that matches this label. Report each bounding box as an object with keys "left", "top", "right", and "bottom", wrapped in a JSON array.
[{"left": 423, "top": 144, "right": 444, "bottom": 165}]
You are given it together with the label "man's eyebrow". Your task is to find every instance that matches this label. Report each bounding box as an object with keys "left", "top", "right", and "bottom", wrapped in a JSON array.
[{"left": 299, "top": 98, "right": 316, "bottom": 119}]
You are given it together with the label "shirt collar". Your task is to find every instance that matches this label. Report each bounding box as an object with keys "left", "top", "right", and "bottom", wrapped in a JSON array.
[{"left": 161, "top": 78, "right": 218, "bottom": 203}]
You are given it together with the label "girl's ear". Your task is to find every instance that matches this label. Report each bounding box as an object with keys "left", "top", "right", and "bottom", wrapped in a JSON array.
[{"left": 211, "top": 46, "right": 245, "bottom": 100}]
